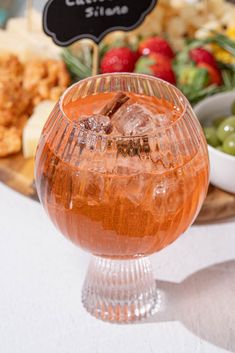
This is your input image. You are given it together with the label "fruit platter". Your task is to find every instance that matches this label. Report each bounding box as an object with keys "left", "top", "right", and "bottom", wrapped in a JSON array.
[{"left": 0, "top": 0, "right": 235, "bottom": 222}]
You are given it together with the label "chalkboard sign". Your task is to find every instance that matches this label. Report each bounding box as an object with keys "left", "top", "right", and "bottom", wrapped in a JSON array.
[{"left": 43, "top": 0, "right": 158, "bottom": 46}]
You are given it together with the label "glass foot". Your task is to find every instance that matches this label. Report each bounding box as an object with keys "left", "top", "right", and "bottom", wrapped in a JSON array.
[{"left": 82, "top": 256, "right": 160, "bottom": 323}]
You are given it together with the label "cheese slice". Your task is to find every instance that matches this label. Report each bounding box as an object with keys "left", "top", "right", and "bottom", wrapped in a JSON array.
[
  {"left": 7, "top": 15, "right": 60, "bottom": 59},
  {"left": 0, "top": 30, "right": 27, "bottom": 53},
  {"left": 0, "top": 10, "right": 60, "bottom": 61},
  {"left": 23, "top": 100, "right": 56, "bottom": 158}
]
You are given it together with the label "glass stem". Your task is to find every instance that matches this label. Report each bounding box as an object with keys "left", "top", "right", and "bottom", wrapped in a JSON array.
[{"left": 82, "top": 256, "right": 160, "bottom": 323}]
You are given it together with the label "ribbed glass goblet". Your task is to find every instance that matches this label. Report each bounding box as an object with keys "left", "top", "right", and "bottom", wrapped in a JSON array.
[{"left": 35, "top": 73, "right": 209, "bottom": 323}]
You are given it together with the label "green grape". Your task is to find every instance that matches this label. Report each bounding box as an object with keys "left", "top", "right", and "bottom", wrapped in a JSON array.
[
  {"left": 213, "top": 116, "right": 226, "bottom": 128},
  {"left": 217, "top": 116, "right": 235, "bottom": 142},
  {"left": 223, "top": 133, "right": 235, "bottom": 156},
  {"left": 203, "top": 126, "right": 220, "bottom": 147},
  {"left": 231, "top": 100, "right": 235, "bottom": 115}
]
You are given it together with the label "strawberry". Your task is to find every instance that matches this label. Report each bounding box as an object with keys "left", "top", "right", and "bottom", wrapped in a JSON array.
[
  {"left": 189, "top": 48, "right": 217, "bottom": 68},
  {"left": 132, "top": 50, "right": 141, "bottom": 64},
  {"left": 135, "top": 53, "right": 176, "bottom": 85},
  {"left": 138, "top": 36, "right": 175, "bottom": 59},
  {"left": 100, "top": 47, "right": 136, "bottom": 73},
  {"left": 197, "top": 63, "right": 222, "bottom": 86}
]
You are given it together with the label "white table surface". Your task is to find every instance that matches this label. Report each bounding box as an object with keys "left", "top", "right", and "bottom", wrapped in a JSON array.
[{"left": 0, "top": 182, "right": 234, "bottom": 353}]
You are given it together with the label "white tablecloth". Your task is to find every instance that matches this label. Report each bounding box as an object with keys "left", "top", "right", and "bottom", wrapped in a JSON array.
[{"left": 0, "top": 182, "right": 234, "bottom": 353}]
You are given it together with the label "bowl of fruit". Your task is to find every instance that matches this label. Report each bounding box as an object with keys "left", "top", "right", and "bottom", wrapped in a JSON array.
[{"left": 194, "top": 91, "right": 235, "bottom": 194}]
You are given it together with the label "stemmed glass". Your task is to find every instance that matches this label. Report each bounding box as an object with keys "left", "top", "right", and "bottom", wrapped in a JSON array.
[{"left": 35, "top": 73, "right": 209, "bottom": 323}]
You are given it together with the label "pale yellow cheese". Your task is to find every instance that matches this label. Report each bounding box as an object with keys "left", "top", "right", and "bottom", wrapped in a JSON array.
[
  {"left": 0, "top": 10, "right": 60, "bottom": 61},
  {"left": 23, "top": 100, "right": 55, "bottom": 158}
]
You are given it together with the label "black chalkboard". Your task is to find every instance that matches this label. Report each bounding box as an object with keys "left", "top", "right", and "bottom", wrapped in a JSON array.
[{"left": 43, "top": 0, "right": 158, "bottom": 46}]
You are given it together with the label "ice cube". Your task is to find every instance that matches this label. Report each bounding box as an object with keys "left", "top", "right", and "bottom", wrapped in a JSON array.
[
  {"left": 140, "top": 103, "right": 173, "bottom": 128},
  {"left": 151, "top": 112, "right": 173, "bottom": 127},
  {"left": 84, "top": 173, "right": 105, "bottom": 206},
  {"left": 79, "top": 114, "right": 113, "bottom": 134},
  {"left": 113, "top": 103, "right": 155, "bottom": 136}
]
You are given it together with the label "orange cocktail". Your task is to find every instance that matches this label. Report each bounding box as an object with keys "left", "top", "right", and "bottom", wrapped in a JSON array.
[
  {"left": 36, "top": 91, "right": 208, "bottom": 258},
  {"left": 35, "top": 74, "right": 209, "bottom": 322}
]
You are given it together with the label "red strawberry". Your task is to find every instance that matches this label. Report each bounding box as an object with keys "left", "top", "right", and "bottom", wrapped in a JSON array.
[
  {"left": 101, "top": 47, "right": 136, "bottom": 73},
  {"left": 132, "top": 50, "right": 141, "bottom": 64},
  {"left": 135, "top": 53, "right": 176, "bottom": 85},
  {"left": 138, "top": 36, "right": 175, "bottom": 59},
  {"left": 189, "top": 48, "right": 217, "bottom": 68},
  {"left": 197, "top": 63, "right": 222, "bottom": 86}
]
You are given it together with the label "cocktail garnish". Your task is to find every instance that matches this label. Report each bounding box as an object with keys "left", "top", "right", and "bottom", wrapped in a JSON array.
[
  {"left": 79, "top": 92, "right": 129, "bottom": 135},
  {"left": 100, "top": 92, "right": 129, "bottom": 117}
]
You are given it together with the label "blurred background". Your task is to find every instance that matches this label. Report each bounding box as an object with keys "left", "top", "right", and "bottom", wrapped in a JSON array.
[{"left": 0, "top": 0, "right": 45, "bottom": 28}]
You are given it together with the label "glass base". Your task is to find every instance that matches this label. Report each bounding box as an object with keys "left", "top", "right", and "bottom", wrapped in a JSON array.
[{"left": 82, "top": 256, "right": 160, "bottom": 323}]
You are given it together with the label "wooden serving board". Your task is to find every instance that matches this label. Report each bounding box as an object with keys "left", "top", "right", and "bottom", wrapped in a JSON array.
[
  {"left": 0, "top": 153, "right": 235, "bottom": 223},
  {"left": 0, "top": 153, "right": 36, "bottom": 200},
  {"left": 196, "top": 185, "right": 235, "bottom": 224}
]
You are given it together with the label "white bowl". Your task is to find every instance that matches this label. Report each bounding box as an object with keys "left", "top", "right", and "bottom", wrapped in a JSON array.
[{"left": 194, "top": 91, "right": 235, "bottom": 194}]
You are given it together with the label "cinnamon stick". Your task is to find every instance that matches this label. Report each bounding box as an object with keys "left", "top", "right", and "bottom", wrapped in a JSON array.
[
  {"left": 100, "top": 92, "right": 129, "bottom": 117},
  {"left": 78, "top": 92, "right": 129, "bottom": 135}
]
